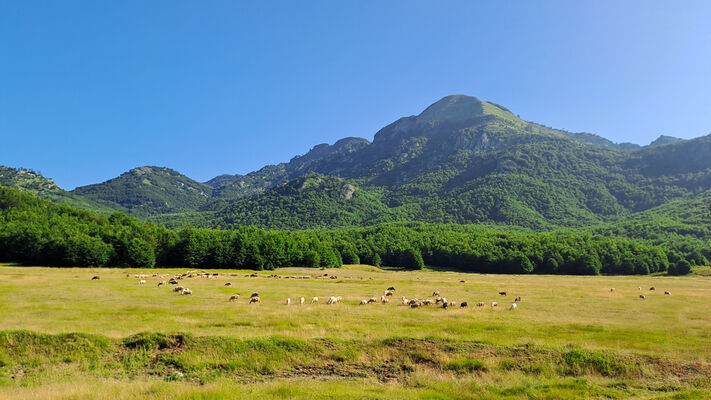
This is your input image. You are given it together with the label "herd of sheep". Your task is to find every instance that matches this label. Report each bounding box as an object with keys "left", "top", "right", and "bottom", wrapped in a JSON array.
[
  {"left": 96, "top": 271, "right": 526, "bottom": 311},
  {"left": 91, "top": 271, "right": 675, "bottom": 312}
]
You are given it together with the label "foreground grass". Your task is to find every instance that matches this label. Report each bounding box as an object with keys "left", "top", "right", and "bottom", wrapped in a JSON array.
[
  {"left": 0, "top": 331, "right": 709, "bottom": 399},
  {"left": 0, "top": 265, "right": 710, "bottom": 398}
]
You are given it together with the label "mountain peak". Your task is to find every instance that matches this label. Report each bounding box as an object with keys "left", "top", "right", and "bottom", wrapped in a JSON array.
[
  {"left": 416, "top": 95, "right": 518, "bottom": 126},
  {"left": 649, "top": 135, "right": 683, "bottom": 147}
]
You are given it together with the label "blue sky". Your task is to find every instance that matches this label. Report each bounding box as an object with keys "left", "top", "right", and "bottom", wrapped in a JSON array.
[{"left": 2, "top": 1, "right": 710, "bottom": 189}]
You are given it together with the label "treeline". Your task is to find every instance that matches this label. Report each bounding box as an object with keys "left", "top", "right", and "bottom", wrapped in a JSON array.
[
  {"left": 0, "top": 187, "right": 694, "bottom": 274},
  {"left": 319, "top": 223, "right": 687, "bottom": 275},
  {"left": 0, "top": 187, "right": 341, "bottom": 269}
]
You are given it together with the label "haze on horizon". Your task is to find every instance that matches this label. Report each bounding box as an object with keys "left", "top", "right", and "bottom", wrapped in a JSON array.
[{"left": 2, "top": 0, "right": 711, "bottom": 189}]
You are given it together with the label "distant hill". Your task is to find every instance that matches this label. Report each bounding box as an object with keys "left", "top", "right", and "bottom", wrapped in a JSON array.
[
  {"left": 0, "top": 166, "right": 117, "bottom": 213},
  {"left": 72, "top": 166, "right": 212, "bottom": 216}
]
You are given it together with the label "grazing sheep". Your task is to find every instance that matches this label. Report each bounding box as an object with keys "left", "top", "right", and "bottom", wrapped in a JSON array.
[
  {"left": 449, "top": 301, "right": 456, "bottom": 307},
  {"left": 435, "top": 297, "right": 443, "bottom": 304},
  {"left": 639, "top": 294, "right": 646, "bottom": 300},
  {"left": 311, "top": 297, "right": 319, "bottom": 304},
  {"left": 664, "top": 291, "right": 671, "bottom": 295},
  {"left": 610, "top": 288, "right": 615, "bottom": 292},
  {"left": 460, "top": 302, "right": 468, "bottom": 308},
  {"left": 181, "top": 288, "right": 192, "bottom": 295},
  {"left": 459, "top": 280, "right": 466, "bottom": 283},
  {"left": 498, "top": 292, "right": 507, "bottom": 296},
  {"left": 169, "top": 279, "right": 178, "bottom": 285},
  {"left": 249, "top": 296, "right": 260, "bottom": 304},
  {"left": 476, "top": 302, "right": 485, "bottom": 307},
  {"left": 509, "top": 303, "right": 517, "bottom": 311},
  {"left": 138, "top": 280, "right": 146, "bottom": 285},
  {"left": 300, "top": 297, "right": 305, "bottom": 305},
  {"left": 432, "top": 290, "right": 440, "bottom": 296},
  {"left": 401, "top": 296, "right": 408, "bottom": 305},
  {"left": 422, "top": 299, "right": 433, "bottom": 306},
  {"left": 327, "top": 296, "right": 341, "bottom": 305},
  {"left": 368, "top": 297, "right": 378, "bottom": 304},
  {"left": 410, "top": 300, "right": 423, "bottom": 308},
  {"left": 514, "top": 297, "right": 521, "bottom": 302},
  {"left": 286, "top": 298, "right": 291, "bottom": 305},
  {"left": 384, "top": 291, "right": 393, "bottom": 297},
  {"left": 638, "top": 287, "right": 642, "bottom": 290},
  {"left": 173, "top": 286, "right": 184, "bottom": 292},
  {"left": 380, "top": 295, "right": 389, "bottom": 304},
  {"left": 91, "top": 276, "right": 100, "bottom": 280},
  {"left": 251, "top": 292, "right": 259, "bottom": 298},
  {"left": 157, "top": 281, "right": 166, "bottom": 287},
  {"left": 229, "top": 294, "right": 240, "bottom": 302},
  {"left": 360, "top": 299, "right": 368, "bottom": 305},
  {"left": 387, "top": 286, "right": 395, "bottom": 291},
  {"left": 442, "top": 301, "right": 449, "bottom": 309},
  {"left": 224, "top": 282, "right": 232, "bottom": 286},
  {"left": 491, "top": 302, "right": 498, "bottom": 307},
  {"left": 650, "top": 287, "right": 656, "bottom": 291}
]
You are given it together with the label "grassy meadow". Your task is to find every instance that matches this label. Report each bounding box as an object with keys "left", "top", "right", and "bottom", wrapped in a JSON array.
[{"left": 0, "top": 264, "right": 710, "bottom": 399}]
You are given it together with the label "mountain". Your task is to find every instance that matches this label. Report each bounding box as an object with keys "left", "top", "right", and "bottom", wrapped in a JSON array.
[
  {"left": 0, "top": 166, "right": 117, "bottom": 213},
  {"left": 72, "top": 166, "right": 212, "bottom": 216},
  {"left": 191, "top": 95, "right": 711, "bottom": 229},
  {"left": 0, "top": 166, "right": 61, "bottom": 194},
  {"left": 649, "top": 135, "right": 684, "bottom": 147},
  {"left": 5, "top": 95, "right": 711, "bottom": 235}
]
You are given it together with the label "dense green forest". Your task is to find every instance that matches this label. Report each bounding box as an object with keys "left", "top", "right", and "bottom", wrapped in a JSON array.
[{"left": 0, "top": 187, "right": 693, "bottom": 275}]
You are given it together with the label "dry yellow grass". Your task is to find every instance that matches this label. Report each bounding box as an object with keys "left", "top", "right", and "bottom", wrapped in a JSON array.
[
  {"left": 0, "top": 265, "right": 708, "bottom": 359},
  {"left": 0, "top": 264, "right": 710, "bottom": 399}
]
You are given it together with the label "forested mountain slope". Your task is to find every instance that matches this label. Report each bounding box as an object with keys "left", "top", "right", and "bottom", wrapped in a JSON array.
[
  {"left": 3, "top": 95, "right": 710, "bottom": 235},
  {"left": 71, "top": 166, "right": 213, "bottom": 216}
]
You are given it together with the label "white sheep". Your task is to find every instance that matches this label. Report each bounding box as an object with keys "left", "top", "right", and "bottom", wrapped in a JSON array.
[
  {"left": 157, "top": 281, "right": 166, "bottom": 286},
  {"left": 509, "top": 303, "right": 517, "bottom": 310},
  {"left": 432, "top": 290, "right": 440, "bottom": 296},
  {"left": 384, "top": 290, "right": 393, "bottom": 297},
  {"left": 300, "top": 297, "right": 305, "bottom": 305},
  {"left": 229, "top": 294, "right": 240, "bottom": 302},
  {"left": 476, "top": 302, "right": 485, "bottom": 307},
  {"left": 380, "top": 295, "right": 390, "bottom": 304},
  {"left": 138, "top": 280, "right": 146, "bottom": 285},
  {"left": 491, "top": 302, "right": 498, "bottom": 307},
  {"left": 368, "top": 297, "right": 377, "bottom": 304},
  {"left": 639, "top": 294, "right": 646, "bottom": 300},
  {"left": 610, "top": 288, "right": 615, "bottom": 292},
  {"left": 181, "top": 288, "right": 192, "bottom": 295},
  {"left": 360, "top": 299, "right": 368, "bottom": 305},
  {"left": 249, "top": 296, "right": 260, "bottom": 304},
  {"left": 664, "top": 291, "right": 671, "bottom": 295},
  {"left": 401, "top": 296, "right": 408, "bottom": 305},
  {"left": 286, "top": 298, "right": 291, "bottom": 305},
  {"left": 173, "top": 286, "right": 184, "bottom": 293},
  {"left": 311, "top": 297, "right": 319, "bottom": 304}
]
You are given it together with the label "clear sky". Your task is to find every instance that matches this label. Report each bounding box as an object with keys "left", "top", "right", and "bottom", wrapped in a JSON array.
[{"left": 2, "top": 1, "right": 711, "bottom": 189}]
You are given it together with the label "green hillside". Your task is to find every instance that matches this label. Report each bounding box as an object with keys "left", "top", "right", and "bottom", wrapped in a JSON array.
[
  {"left": 0, "top": 166, "right": 118, "bottom": 214},
  {"left": 72, "top": 166, "right": 213, "bottom": 216}
]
